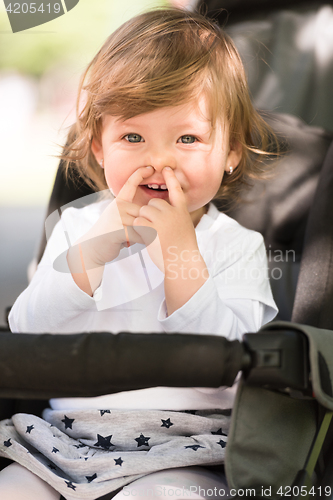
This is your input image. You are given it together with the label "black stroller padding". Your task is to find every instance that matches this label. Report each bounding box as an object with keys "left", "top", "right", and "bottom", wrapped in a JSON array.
[
  {"left": 214, "top": 113, "right": 333, "bottom": 321},
  {"left": 0, "top": 331, "right": 244, "bottom": 400},
  {"left": 292, "top": 140, "right": 333, "bottom": 329},
  {"left": 222, "top": 113, "right": 333, "bottom": 257},
  {"left": 200, "top": 1, "right": 333, "bottom": 133},
  {"left": 199, "top": 0, "right": 323, "bottom": 23}
]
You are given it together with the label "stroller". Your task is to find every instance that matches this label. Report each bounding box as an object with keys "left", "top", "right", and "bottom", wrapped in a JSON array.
[{"left": 2, "top": 0, "right": 333, "bottom": 498}]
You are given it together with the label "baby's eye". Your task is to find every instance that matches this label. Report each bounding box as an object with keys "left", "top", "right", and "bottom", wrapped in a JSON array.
[
  {"left": 124, "top": 134, "right": 144, "bottom": 143},
  {"left": 178, "top": 135, "right": 197, "bottom": 144}
]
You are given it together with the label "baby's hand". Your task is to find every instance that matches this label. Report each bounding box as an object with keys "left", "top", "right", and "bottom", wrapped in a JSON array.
[
  {"left": 133, "top": 168, "right": 209, "bottom": 314},
  {"left": 74, "top": 166, "right": 154, "bottom": 269},
  {"left": 67, "top": 166, "right": 155, "bottom": 296},
  {"left": 133, "top": 167, "right": 198, "bottom": 272}
]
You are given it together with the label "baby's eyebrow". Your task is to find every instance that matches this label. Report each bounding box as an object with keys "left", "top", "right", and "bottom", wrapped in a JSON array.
[
  {"left": 176, "top": 125, "right": 212, "bottom": 135},
  {"left": 111, "top": 115, "right": 213, "bottom": 136},
  {"left": 115, "top": 120, "right": 144, "bottom": 129}
]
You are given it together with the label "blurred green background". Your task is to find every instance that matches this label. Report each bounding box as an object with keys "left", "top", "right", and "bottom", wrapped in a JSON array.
[
  {"left": 0, "top": 0, "right": 168, "bottom": 206},
  {"left": 0, "top": 1, "right": 168, "bottom": 76}
]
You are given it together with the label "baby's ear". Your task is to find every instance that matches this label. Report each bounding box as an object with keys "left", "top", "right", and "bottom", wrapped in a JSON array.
[
  {"left": 91, "top": 136, "right": 103, "bottom": 163},
  {"left": 226, "top": 139, "right": 242, "bottom": 171}
]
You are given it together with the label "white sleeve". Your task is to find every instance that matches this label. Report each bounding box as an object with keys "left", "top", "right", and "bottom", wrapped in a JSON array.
[
  {"left": 157, "top": 231, "right": 278, "bottom": 341},
  {"left": 157, "top": 278, "right": 270, "bottom": 341},
  {"left": 8, "top": 211, "right": 98, "bottom": 334}
]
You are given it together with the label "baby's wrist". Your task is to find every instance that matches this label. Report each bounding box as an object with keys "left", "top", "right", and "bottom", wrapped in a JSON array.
[
  {"left": 77, "top": 234, "right": 122, "bottom": 268},
  {"left": 67, "top": 243, "right": 100, "bottom": 274},
  {"left": 164, "top": 241, "right": 201, "bottom": 264},
  {"left": 164, "top": 244, "right": 206, "bottom": 277}
]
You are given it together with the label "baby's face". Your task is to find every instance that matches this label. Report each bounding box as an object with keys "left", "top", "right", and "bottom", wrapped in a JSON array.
[{"left": 92, "top": 95, "right": 241, "bottom": 223}]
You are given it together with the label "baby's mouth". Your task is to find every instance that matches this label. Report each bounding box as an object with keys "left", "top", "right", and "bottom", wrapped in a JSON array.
[{"left": 144, "top": 184, "right": 168, "bottom": 191}]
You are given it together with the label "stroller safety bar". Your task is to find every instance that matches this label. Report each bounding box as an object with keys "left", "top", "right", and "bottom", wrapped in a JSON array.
[
  {"left": 0, "top": 331, "right": 245, "bottom": 399},
  {"left": 0, "top": 326, "right": 312, "bottom": 400}
]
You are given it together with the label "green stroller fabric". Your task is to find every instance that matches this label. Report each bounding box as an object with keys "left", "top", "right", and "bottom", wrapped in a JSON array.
[{"left": 225, "top": 321, "right": 333, "bottom": 499}]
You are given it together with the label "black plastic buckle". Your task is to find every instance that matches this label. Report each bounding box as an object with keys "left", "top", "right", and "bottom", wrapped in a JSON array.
[{"left": 242, "top": 329, "right": 311, "bottom": 395}]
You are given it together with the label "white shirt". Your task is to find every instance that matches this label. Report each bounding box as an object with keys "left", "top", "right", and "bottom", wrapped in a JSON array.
[{"left": 9, "top": 200, "right": 277, "bottom": 411}]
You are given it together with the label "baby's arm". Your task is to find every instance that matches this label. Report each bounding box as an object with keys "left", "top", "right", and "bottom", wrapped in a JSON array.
[
  {"left": 156, "top": 230, "right": 278, "bottom": 340},
  {"left": 67, "top": 166, "right": 154, "bottom": 296}
]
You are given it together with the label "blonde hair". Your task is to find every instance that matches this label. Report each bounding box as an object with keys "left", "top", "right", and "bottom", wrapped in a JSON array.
[{"left": 61, "top": 7, "right": 278, "bottom": 204}]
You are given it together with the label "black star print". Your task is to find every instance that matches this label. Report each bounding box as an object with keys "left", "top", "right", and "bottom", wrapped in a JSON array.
[
  {"left": 52, "top": 447, "right": 59, "bottom": 453},
  {"left": 61, "top": 415, "right": 75, "bottom": 430},
  {"left": 114, "top": 457, "right": 123, "bottom": 466},
  {"left": 217, "top": 439, "right": 226, "bottom": 448},
  {"left": 4, "top": 439, "right": 12, "bottom": 448},
  {"left": 99, "top": 410, "right": 111, "bottom": 416},
  {"left": 49, "top": 463, "right": 57, "bottom": 470},
  {"left": 74, "top": 443, "right": 86, "bottom": 449},
  {"left": 184, "top": 445, "right": 205, "bottom": 451},
  {"left": 135, "top": 433, "right": 150, "bottom": 447},
  {"left": 65, "top": 481, "right": 76, "bottom": 490},
  {"left": 94, "top": 434, "right": 114, "bottom": 450},
  {"left": 161, "top": 418, "right": 173, "bottom": 429},
  {"left": 86, "top": 473, "right": 97, "bottom": 483},
  {"left": 211, "top": 428, "right": 227, "bottom": 436},
  {"left": 26, "top": 425, "right": 34, "bottom": 434}
]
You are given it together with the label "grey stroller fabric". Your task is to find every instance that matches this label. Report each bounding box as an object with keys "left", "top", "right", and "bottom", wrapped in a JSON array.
[{"left": 0, "top": 408, "right": 229, "bottom": 499}]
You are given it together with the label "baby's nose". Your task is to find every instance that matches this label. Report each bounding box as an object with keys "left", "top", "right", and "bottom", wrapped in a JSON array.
[{"left": 146, "top": 148, "right": 176, "bottom": 172}]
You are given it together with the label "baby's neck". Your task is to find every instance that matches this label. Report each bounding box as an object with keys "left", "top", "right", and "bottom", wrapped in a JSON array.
[{"left": 191, "top": 204, "right": 209, "bottom": 227}]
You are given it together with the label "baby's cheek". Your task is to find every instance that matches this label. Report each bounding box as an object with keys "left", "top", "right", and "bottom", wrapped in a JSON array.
[
  {"left": 105, "top": 172, "right": 124, "bottom": 197},
  {"left": 196, "top": 174, "right": 223, "bottom": 205}
]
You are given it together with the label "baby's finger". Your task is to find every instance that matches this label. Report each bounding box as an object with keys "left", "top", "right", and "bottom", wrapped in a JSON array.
[
  {"left": 116, "top": 199, "right": 142, "bottom": 219},
  {"left": 132, "top": 221, "right": 158, "bottom": 247},
  {"left": 117, "top": 166, "right": 154, "bottom": 203},
  {"left": 122, "top": 226, "right": 145, "bottom": 247},
  {"left": 162, "top": 167, "right": 186, "bottom": 207}
]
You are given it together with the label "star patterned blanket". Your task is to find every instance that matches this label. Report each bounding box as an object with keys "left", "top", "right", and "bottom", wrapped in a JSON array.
[{"left": 0, "top": 408, "right": 230, "bottom": 499}]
